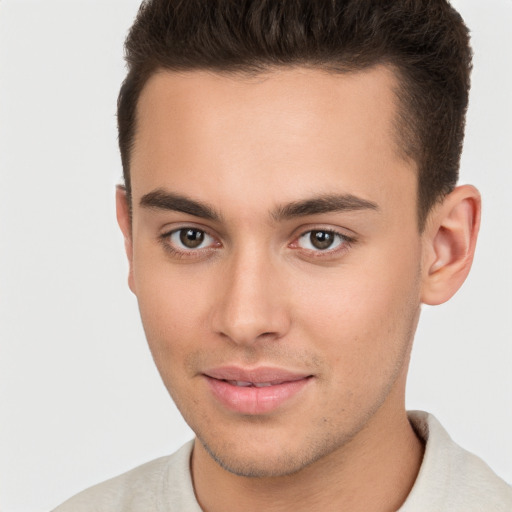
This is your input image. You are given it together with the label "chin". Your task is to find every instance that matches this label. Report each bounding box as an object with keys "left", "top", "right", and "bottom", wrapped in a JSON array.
[{"left": 195, "top": 428, "right": 341, "bottom": 478}]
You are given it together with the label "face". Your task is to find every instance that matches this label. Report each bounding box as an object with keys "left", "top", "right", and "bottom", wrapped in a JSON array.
[{"left": 122, "top": 66, "right": 424, "bottom": 477}]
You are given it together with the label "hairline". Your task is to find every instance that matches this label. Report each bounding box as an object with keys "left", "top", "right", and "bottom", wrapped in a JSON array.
[{"left": 124, "top": 61, "right": 429, "bottom": 231}]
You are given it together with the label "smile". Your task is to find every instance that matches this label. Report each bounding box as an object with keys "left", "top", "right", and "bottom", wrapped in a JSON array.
[
  {"left": 227, "top": 380, "right": 289, "bottom": 387},
  {"left": 203, "top": 367, "right": 313, "bottom": 415}
]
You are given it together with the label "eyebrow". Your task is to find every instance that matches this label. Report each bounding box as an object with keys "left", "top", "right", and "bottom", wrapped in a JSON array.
[
  {"left": 271, "top": 194, "right": 379, "bottom": 221},
  {"left": 139, "top": 189, "right": 378, "bottom": 222},
  {"left": 140, "top": 189, "right": 221, "bottom": 221}
]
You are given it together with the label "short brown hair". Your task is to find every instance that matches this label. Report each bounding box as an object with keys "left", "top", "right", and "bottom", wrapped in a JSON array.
[{"left": 118, "top": 0, "right": 472, "bottom": 227}]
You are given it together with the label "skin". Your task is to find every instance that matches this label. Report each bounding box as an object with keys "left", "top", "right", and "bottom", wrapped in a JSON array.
[{"left": 117, "top": 66, "right": 480, "bottom": 511}]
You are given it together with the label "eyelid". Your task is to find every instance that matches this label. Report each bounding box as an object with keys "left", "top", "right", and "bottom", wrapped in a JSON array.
[
  {"left": 159, "top": 224, "right": 222, "bottom": 257},
  {"left": 289, "top": 226, "right": 356, "bottom": 255},
  {"left": 157, "top": 223, "right": 356, "bottom": 259},
  {"left": 292, "top": 224, "right": 356, "bottom": 242},
  {"left": 160, "top": 221, "right": 219, "bottom": 240}
]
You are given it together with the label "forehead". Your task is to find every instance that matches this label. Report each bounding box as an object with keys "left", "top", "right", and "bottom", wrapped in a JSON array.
[{"left": 131, "top": 66, "right": 416, "bottom": 217}]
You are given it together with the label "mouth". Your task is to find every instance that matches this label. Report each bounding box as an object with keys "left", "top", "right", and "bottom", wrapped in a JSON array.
[
  {"left": 224, "top": 380, "right": 289, "bottom": 388},
  {"left": 203, "top": 367, "right": 313, "bottom": 415}
]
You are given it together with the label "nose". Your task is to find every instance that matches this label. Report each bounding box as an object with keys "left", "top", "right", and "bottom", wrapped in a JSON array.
[{"left": 210, "top": 249, "right": 291, "bottom": 346}]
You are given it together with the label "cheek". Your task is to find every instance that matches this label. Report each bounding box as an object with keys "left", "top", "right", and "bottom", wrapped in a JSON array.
[
  {"left": 294, "top": 245, "right": 422, "bottom": 380},
  {"left": 132, "top": 257, "right": 211, "bottom": 367},
  {"left": 133, "top": 269, "right": 211, "bottom": 415}
]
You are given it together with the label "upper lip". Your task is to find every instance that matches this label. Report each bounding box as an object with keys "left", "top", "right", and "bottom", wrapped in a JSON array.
[{"left": 203, "top": 366, "right": 312, "bottom": 384}]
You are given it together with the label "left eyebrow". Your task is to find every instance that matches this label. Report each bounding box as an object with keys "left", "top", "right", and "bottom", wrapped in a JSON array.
[{"left": 271, "top": 194, "right": 379, "bottom": 221}]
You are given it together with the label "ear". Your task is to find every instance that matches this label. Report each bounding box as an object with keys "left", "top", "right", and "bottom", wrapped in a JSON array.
[
  {"left": 115, "top": 186, "right": 136, "bottom": 294},
  {"left": 421, "top": 185, "right": 481, "bottom": 305}
]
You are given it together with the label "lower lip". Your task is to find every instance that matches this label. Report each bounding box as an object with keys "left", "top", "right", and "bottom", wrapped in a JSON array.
[{"left": 205, "top": 376, "right": 311, "bottom": 415}]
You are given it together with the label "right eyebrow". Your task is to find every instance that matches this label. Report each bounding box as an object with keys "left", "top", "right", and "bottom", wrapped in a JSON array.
[{"left": 139, "top": 189, "right": 221, "bottom": 221}]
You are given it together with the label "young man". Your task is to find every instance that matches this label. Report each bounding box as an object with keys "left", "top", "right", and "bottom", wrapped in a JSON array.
[{"left": 54, "top": 0, "right": 512, "bottom": 510}]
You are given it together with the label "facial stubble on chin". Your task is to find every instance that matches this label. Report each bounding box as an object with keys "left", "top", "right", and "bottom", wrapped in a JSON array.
[
  {"left": 166, "top": 280, "right": 422, "bottom": 479},
  {"left": 187, "top": 339, "right": 417, "bottom": 479}
]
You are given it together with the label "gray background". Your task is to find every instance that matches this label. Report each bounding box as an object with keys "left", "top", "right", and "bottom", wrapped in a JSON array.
[{"left": 0, "top": 1, "right": 511, "bottom": 510}]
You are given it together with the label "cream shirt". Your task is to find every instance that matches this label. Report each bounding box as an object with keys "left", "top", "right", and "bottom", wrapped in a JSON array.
[{"left": 53, "top": 411, "right": 512, "bottom": 511}]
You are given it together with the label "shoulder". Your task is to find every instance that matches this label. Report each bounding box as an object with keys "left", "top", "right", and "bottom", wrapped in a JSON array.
[
  {"left": 401, "top": 411, "right": 512, "bottom": 512},
  {"left": 52, "top": 440, "right": 200, "bottom": 512}
]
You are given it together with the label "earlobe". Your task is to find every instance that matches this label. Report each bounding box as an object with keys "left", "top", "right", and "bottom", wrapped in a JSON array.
[
  {"left": 115, "top": 186, "right": 136, "bottom": 294},
  {"left": 421, "top": 185, "right": 481, "bottom": 305}
]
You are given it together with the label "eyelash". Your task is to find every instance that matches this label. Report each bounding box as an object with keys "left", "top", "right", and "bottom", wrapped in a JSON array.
[
  {"left": 159, "top": 227, "right": 220, "bottom": 259},
  {"left": 290, "top": 229, "right": 355, "bottom": 257},
  {"left": 159, "top": 227, "right": 355, "bottom": 259}
]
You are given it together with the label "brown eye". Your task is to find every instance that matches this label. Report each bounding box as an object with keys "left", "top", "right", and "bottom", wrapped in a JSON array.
[
  {"left": 178, "top": 228, "right": 205, "bottom": 249},
  {"left": 297, "top": 230, "right": 345, "bottom": 251},
  {"left": 310, "top": 231, "right": 335, "bottom": 250},
  {"left": 163, "top": 227, "right": 219, "bottom": 256}
]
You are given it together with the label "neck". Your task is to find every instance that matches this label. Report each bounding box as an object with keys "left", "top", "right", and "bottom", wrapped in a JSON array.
[{"left": 191, "top": 389, "right": 424, "bottom": 512}]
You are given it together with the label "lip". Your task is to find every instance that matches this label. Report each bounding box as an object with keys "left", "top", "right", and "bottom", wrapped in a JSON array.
[{"left": 203, "top": 366, "right": 313, "bottom": 415}]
